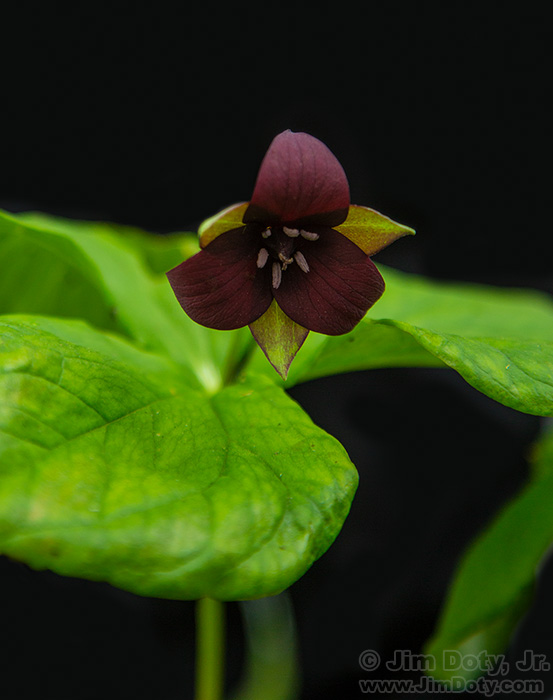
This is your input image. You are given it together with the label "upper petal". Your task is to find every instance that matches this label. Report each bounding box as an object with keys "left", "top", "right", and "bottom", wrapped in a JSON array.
[
  {"left": 243, "top": 130, "right": 350, "bottom": 228},
  {"left": 166, "top": 227, "right": 273, "bottom": 330},
  {"left": 273, "top": 228, "right": 385, "bottom": 335}
]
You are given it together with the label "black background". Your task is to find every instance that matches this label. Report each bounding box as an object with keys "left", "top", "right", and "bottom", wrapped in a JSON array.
[{"left": 1, "top": 4, "right": 552, "bottom": 699}]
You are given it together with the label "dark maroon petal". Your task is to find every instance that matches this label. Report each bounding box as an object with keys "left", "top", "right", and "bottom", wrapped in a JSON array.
[
  {"left": 166, "top": 227, "right": 273, "bottom": 330},
  {"left": 243, "top": 130, "right": 350, "bottom": 228},
  {"left": 273, "top": 229, "right": 385, "bottom": 335}
]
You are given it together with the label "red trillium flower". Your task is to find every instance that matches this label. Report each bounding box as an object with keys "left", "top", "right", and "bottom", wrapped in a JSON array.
[{"left": 167, "top": 130, "right": 414, "bottom": 378}]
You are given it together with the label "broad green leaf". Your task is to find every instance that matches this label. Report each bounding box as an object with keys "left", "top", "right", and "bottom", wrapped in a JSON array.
[
  {"left": 0, "top": 208, "right": 237, "bottom": 391},
  {"left": 278, "top": 318, "right": 444, "bottom": 384},
  {"left": 0, "top": 315, "right": 201, "bottom": 391},
  {"left": 108, "top": 223, "right": 199, "bottom": 274},
  {"left": 0, "top": 317, "right": 357, "bottom": 600},
  {"left": 424, "top": 426, "right": 553, "bottom": 683},
  {"left": 280, "top": 266, "right": 553, "bottom": 416},
  {"left": 12, "top": 211, "right": 200, "bottom": 273},
  {"left": 373, "top": 267, "right": 553, "bottom": 340},
  {"left": 382, "top": 325, "right": 553, "bottom": 416},
  {"left": 0, "top": 212, "right": 119, "bottom": 332}
]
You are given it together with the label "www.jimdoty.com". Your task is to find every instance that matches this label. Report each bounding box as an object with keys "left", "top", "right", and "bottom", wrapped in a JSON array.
[{"left": 358, "top": 649, "right": 549, "bottom": 696}]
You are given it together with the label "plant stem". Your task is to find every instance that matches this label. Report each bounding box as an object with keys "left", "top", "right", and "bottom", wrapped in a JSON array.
[
  {"left": 222, "top": 332, "right": 257, "bottom": 386},
  {"left": 231, "top": 592, "right": 300, "bottom": 700},
  {"left": 195, "top": 597, "right": 225, "bottom": 700}
]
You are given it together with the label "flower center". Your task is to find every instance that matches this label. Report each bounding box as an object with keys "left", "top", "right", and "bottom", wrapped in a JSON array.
[{"left": 255, "top": 226, "right": 319, "bottom": 289}]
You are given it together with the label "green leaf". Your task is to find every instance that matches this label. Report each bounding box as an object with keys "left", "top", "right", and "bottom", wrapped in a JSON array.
[
  {"left": 383, "top": 326, "right": 553, "bottom": 416},
  {"left": 0, "top": 208, "right": 239, "bottom": 391},
  {"left": 0, "top": 211, "right": 118, "bottom": 332},
  {"left": 424, "top": 426, "right": 553, "bottom": 683},
  {"left": 0, "top": 317, "right": 357, "bottom": 600},
  {"left": 282, "top": 266, "right": 553, "bottom": 416},
  {"left": 108, "top": 223, "right": 200, "bottom": 275}
]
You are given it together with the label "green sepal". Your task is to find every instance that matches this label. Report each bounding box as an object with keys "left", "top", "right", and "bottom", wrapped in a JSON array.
[
  {"left": 335, "top": 204, "right": 415, "bottom": 255},
  {"left": 249, "top": 300, "right": 309, "bottom": 380},
  {"left": 198, "top": 202, "right": 249, "bottom": 248}
]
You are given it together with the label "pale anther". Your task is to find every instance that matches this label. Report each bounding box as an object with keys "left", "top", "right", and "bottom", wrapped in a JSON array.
[
  {"left": 278, "top": 253, "right": 293, "bottom": 264},
  {"left": 294, "top": 250, "right": 310, "bottom": 273},
  {"left": 283, "top": 226, "right": 300, "bottom": 237},
  {"left": 262, "top": 227, "right": 272, "bottom": 238},
  {"left": 256, "top": 247, "right": 269, "bottom": 268},
  {"left": 300, "top": 229, "right": 319, "bottom": 241},
  {"left": 272, "top": 262, "right": 282, "bottom": 289}
]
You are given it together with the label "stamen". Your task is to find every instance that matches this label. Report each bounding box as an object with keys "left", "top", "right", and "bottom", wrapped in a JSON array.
[
  {"left": 283, "top": 226, "right": 300, "bottom": 237},
  {"left": 294, "top": 250, "right": 310, "bottom": 273},
  {"left": 278, "top": 252, "right": 294, "bottom": 271},
  {"left": 278, "top": 253, "right": 293, "bottom": 264},
  {"left": 272, "top": 262, "right": 282, "bottom": 289},
  {"left": 256, "top": 247, "right": 269, "bottom": 268},
  {"left": 300, "top": 229, "right": 319, "bottom": 241},
  {"left": 262, "top": 227, "right": 272, "bottom": 238}
]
